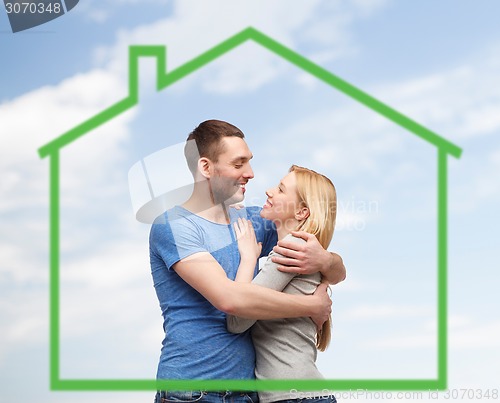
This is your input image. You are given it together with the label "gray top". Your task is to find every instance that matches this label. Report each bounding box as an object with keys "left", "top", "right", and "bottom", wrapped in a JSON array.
[{"left": 227, "top": 234, "right": 323, "bottom": 403}]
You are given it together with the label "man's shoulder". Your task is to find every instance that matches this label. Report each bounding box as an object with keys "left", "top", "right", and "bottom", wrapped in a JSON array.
[
  {"left": 152, "top": 205, "right": 193, "bottom": 225},
  {"left": 150, "top": 206, "right": 195, "bottom": 241}
]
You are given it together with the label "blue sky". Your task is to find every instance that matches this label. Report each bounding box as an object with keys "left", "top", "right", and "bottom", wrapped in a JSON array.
[{"left": 1, "top": 1, "right": 500, "bottom": 402}]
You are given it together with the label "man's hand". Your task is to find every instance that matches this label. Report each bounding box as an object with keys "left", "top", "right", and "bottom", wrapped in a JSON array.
[
  {"left": 271, "top": 230, "right": 346, "bottom": 284},
  {"left": 310, "top": 282, "right": 332, "bottom": 330}
]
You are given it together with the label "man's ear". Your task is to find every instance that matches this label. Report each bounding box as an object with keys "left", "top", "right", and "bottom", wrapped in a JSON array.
[
  {"left": 197, "top": 157, "right": 212, "bottom": 179},
  {"left": 295, "top": 206, "right": 310, "bottom": 221}
]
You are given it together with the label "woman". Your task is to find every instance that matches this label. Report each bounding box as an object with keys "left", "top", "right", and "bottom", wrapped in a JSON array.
[{"left": 227, "top": 164, "right": 337, "bottom": 403}]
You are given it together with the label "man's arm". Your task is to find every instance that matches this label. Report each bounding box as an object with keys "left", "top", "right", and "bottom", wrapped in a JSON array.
[
  {"left": 228, "top": 236, "right": 309, "bottom": 334},
  {"left": 173, "top": 251, "right": 332, "bottom": 321},
  {"left": 271, "top": 230, "right": 346, "bottom": 285}
]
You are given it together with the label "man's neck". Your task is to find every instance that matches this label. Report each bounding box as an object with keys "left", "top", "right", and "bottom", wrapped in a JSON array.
[{"left": 182, "top": 185, "right": 230, "bottom": 224}]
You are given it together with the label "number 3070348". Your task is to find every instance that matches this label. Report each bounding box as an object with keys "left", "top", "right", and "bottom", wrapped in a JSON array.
[{"left": 5, "top": 2, "right": 62, "bottom": 14}]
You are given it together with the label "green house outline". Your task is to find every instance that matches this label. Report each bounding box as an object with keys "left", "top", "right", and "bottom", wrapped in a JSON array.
[{"left": 38, "top": 27, "right": 462, "bottom": 392}]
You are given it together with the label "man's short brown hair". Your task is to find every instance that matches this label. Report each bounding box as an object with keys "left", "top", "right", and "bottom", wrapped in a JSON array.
[{"left": 184, "top": 120, "right": 245, "bottom": 174}]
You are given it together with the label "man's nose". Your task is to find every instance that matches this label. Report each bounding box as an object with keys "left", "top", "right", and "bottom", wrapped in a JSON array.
[{"left": 244, "top": 164, "right": 254, "bottom": 179}]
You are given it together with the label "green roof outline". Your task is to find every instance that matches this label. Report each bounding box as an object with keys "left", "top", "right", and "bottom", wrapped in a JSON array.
[{"left": 38, "top": 26, "right": 462, "bottom": 392}]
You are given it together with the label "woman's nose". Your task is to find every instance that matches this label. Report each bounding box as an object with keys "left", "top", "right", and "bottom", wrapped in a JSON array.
[{"left": 265, "top": 189, "right": 273, "bottom": 198}]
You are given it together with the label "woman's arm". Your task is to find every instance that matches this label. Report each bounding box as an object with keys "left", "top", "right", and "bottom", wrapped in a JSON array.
[
  {"left": 226, "top": 235, "right": 305, "bottom": 333},
  {"left": 233, "top": 218, "right": 261, "bottom": 283}
]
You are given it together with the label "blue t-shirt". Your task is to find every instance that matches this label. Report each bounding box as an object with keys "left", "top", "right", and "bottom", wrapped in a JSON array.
[{"left": 149, "top": 205, "right": 277, "bottom": 380}]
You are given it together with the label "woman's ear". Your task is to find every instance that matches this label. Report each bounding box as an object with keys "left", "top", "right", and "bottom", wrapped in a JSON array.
[
  {"left": 295, "top": 206, "right": 310, "bottom": 221},
  {"left": 197, "top": 157, "right": 212, "bottom": 179}
]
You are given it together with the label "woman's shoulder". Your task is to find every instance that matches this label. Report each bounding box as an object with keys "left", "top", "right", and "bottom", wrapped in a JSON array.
[{"left": 283, "top": 233, "right": 307, "bottom": 245}]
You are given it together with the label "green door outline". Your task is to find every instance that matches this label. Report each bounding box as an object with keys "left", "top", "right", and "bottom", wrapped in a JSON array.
[{"left": 38, "top": 26, "right": 462, "bottom": 392}]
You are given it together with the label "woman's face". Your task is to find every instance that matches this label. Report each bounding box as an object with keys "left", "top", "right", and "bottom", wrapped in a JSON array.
[{"left": 260, "top": 171, "right": 301, "bottom": 227}]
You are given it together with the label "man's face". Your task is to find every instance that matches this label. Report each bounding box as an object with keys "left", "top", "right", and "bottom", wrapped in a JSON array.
[{"left": 209, "top": 137, "right": 254, "bottom": 205}]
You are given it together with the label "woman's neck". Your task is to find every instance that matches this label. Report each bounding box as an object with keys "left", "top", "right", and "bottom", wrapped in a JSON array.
[{"left": 275, "top": 219, "right": 299, "bottom": 241}]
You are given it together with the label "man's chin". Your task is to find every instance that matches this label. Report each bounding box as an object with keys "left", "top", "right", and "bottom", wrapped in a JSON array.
[
  {"left": 228, "top": 191, "right": 246, "bottom": 205},
  {"left": 217, "top": 192, "right": 245, "bottom": 206}
]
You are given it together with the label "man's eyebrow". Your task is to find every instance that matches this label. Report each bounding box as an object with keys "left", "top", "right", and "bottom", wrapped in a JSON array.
[{"left": 230, "top": 154, "right": 253, "bottom": 163}]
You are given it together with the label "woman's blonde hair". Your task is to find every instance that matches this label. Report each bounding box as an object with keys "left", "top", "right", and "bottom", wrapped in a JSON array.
[{"left": 289, "top": 164, "right": 337, "bottom": 352}]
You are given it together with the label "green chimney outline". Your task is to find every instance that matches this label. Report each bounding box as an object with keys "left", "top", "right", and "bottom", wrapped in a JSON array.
[{"left": 38, "top": 26, "right": 462, "bottom": 392}]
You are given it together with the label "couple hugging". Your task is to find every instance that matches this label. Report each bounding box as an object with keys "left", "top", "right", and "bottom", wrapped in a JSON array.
[{"left": 149, "top": 120, "right": 346, "bottom": 403}]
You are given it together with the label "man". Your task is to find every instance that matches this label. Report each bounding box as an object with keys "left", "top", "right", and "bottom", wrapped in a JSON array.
[{"left": 150, "top": 120, "right": 346, "bottom": 402}]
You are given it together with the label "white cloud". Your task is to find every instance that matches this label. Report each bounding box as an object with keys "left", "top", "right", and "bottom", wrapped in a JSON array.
[
  {"left": 344, "top": 304, "right": 432, "bottom": 320},
  {"left": 366, "top": 332, "right": 435, "bottom": 349},
  {"left": 0, "top": 66, "right": 135, "bottom": 285},
  {"left": 374, "top": 44, "right": 500, "bottom": 143},
  {"left": 448, "top": 314, "right": 472, "bottom": 328},
  {"left": 1, "top": 71, "right": 118, "bottom": 155},
  {"left": 86, "top": 8, "right": 108, "bottom": 24},
  {"left": 364, "top": 315, "right": 500, "bottom": 351},
  {"left": 0, "top": 290, "right": 48, "bottom": 361},
  {"left": 57, "top": 241, "right": 161, "bottom": 378},
  {"left": 449, "top": 146, "right": 500, "bottom": 214},
  {"left": 61, "top": 238, "right": 149, "bottom": 289},
  {"left": 0, "top": 69, "right": 127, "bottom": 175},
  {"left": 251, "top": 37, "right": 500, "bottom": 216},
  {"left": 90, "top": 0, "right": 391, "bottom": 95},
  {"left": 0, "top": 61, "right": 147, "bottom": 384},
  {"left": 450, "top": 319, "right": 500, "bottom": 349},
  {"left": 200, "top": 42, "right": 290, "bottom": 94},
  {"left": 255, "top": 102, "right": 405, "bottom": 177},
  {"left": 77, "top": 0, "right": 170, "bottom": 23}
]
